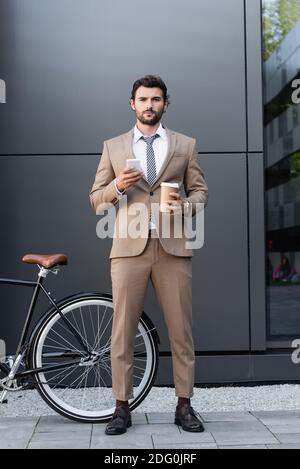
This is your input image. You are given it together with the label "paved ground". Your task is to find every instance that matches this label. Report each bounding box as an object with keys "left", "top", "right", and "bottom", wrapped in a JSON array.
[{"left": 2, "top": 410, "right": 300, "bottom": 449}]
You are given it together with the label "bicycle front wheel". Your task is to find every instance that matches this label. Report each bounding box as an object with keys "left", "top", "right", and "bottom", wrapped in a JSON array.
[{"left": 29, "top": 294, "right": 158, "bottom": 423}]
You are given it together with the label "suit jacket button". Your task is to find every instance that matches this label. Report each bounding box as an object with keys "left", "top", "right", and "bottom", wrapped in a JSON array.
[{"left": 150, "top": 191, "right": 154, "bottom": 196}]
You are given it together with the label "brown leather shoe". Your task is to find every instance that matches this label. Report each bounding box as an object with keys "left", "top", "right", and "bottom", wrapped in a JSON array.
[
  {"left": 175, "top": 405, "right": 205, "bottom": 432},
  {"left": 105, "top": 406, "right": 132, "bottom": 435}
]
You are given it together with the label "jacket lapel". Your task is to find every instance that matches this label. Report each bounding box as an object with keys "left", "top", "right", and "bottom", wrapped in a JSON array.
[{"left": 122, "top": 126, "right": 177, "bottom": 192}]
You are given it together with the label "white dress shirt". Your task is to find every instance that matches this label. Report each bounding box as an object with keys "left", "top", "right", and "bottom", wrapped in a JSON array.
[{"left": 114, "top": 123, "right": 169, "bottom": 230}]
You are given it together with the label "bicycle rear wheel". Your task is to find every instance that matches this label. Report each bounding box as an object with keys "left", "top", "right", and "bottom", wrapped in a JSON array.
[{"left": 29, "top": 294, "right": 158, "bottom": 423}]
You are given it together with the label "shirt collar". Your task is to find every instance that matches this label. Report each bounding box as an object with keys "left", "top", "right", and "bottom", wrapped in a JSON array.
[{"left": 133, "top": 123, "right": 166, "bottom": 143}]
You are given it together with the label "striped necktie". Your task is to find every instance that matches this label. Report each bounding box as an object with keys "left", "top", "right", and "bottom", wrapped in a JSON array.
[{"left": 141, "top": 134, "right": 159, "bottom": 186}]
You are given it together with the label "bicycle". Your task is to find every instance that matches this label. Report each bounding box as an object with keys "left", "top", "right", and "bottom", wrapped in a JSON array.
[{"left": 0, "top": 253, "right": 159, "bottom": 423}]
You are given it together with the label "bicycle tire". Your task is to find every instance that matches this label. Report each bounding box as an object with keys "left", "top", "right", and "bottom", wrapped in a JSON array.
[{"left": 29, "top": 293, "right": 159, "bottom": 423}]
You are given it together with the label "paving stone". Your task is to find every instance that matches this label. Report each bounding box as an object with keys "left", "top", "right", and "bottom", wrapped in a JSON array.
[
  {"left": 146, "top": 412, "right": 175, "bottom": 424},
  {"left": 28, "top": 431, "right": 91, "bottom": 449},
  {"left": 90, "top": 433, "right": 154, "bottom": 449},
  {"left": 273, "top": 433, "right": 300, "bottom": 444},
  {"left": 267, "top": 444, "right": 300, "bottom": 449},
  {"left": 204, "top": 421, "right": 278, "bottom": 446},
  {"left": 131, "top": 412, "right": 148, "bottom": 424},
  {"left": 253, "top": 412, "right": 300, "bottom": 426},
  {"left": 206, "top": 420, "right": 270, "bottom": 432},
  {"left": 252, "top": 411, "right": 300, "bottom": 420},
  {"left": 212, "top": 433, "right": 277, "bottom": 446},
  {"left": 0, "top": 429, "right": 34, "bottom": 440},
  {"left": 95, "top": 423, "right": 181, "bottom": 437},
  {"left": 0, "top": 416, "right": 38, "bottom": 429},
  {"left": 152, "top": 430, "right": 215, "bottom": 447},
  {"left": 200, "top": 412, "right": 257, "bottom": 422},
  {"left": 219, "top": 445, "right": 267, "bottom": 449},
  {"left": 266, "top": 423, "right": 300, "bottom": 434},
  {"left": 0, "top": 439, "right": 30, "bottom": 449},
  {"left": 36, "top": 415, "right": 92, "bottom": 433},
  {"left": 28, "top": 440, "right": 90, "bottom": 449},
  {"left": 91, "top": 423, "right": 180, "bottom": 449},
  {"left": 0, "top": 417, "right": 37, "bottom": 440},
  {"left": 155, "top": 443, "right": 218, "bottom": 449}
]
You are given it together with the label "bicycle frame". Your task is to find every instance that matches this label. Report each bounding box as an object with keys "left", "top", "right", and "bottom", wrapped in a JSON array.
[{"left": 0, "top": 269, "right": 92, "bottom": 381}]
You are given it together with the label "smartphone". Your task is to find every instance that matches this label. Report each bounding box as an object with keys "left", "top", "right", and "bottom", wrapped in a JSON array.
[{"left": 126, "top": 159, "right": 142, "bottom": 172}]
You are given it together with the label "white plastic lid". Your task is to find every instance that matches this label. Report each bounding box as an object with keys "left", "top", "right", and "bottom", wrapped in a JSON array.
[{"left": 160, "top": 182, "right": 179, "bottom": 188}]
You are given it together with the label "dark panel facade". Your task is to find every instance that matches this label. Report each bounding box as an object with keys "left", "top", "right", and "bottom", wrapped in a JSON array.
[
  {"left": 0, "top": 0, "right": 278, "bottom": 384},
  {"left": 0, "top": 0, "right": 246, "bottom": 154}
]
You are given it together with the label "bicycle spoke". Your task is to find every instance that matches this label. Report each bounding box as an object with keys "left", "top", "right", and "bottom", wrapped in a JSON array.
[
  {"left": 89, "top": 305, "right": 96, "bottom": 343},
  {"left": 79, "top": 307, "right": 89, "bottom": 348},
  {"left": 46, "top": 329, "right": 86, "bottom": 357},
  {"left": 53, "top": 314, "right": 91, "bottom": 351},
  {"left": 33, "top": 298, "right": 157, "bottom": 420},
  {"left": 92, "top": 305, "right": 111, "bottom": 351},
  {"left": 45, "top": 362, "right": 80, "bottom": 388},
  {"left": 93, "top": 314, "right": 113, "bottom": 352}
]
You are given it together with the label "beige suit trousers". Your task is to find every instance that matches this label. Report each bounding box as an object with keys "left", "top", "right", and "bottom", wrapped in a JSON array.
[{"left": 110, "top": 236, "right": 195, "bottom": 401}]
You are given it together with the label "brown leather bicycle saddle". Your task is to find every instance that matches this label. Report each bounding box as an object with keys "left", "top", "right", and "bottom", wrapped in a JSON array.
[{"left": 22, "top": 254, "right": 68, "bottom": 269}]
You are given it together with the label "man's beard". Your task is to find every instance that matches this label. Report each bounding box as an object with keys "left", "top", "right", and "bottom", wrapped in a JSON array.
[{"left": 137, "top": 109, "right": 164, "bottom": 126}]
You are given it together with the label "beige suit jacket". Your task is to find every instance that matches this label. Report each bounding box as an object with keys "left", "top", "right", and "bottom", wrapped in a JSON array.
[{"left": 89, "top": 126, "right": 208, "bottom": 258}]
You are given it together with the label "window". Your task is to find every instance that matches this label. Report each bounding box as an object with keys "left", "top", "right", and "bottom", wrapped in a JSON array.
[{"left": 263, "top": 0, "right": 300, "bottom": 340}]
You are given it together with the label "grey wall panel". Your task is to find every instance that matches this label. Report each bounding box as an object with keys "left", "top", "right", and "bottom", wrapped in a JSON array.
[
  {"left": 0, "top": 0, "right": 246, "bottom": 155},
  {"left": 248, "top": 154, "right": 267, "bottom": 351},
  {"left": 158, "top": 353, "right": 300, "bottom": 384},
  {"left": 0, "top": 154, "right": 113, "bottom": 353},
  {"left": 245, "top": 0, "right": 264, "bottom": 152},
  {"left": 158, "top": 356, "right": 252, "bottom": 385},
  {"left": 252, "top": 354, "right": 300, "bottom": 381},
  {"left": 191, "top": 154, "right": 250, "bottom": 351}
]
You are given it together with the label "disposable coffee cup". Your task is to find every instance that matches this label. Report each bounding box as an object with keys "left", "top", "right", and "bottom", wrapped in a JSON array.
[{"left": 160, "top": 182, "right": 179, "bottom": 212}]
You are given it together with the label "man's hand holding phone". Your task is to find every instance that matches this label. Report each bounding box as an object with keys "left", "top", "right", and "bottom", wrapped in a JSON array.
[{"left": 116, "top": 160, "right": 144, "bottom": 191}]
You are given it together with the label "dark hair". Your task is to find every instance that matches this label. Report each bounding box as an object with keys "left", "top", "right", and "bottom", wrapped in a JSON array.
[{"left": 130, "top": 75, "right": 170, "bottom": 104}]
